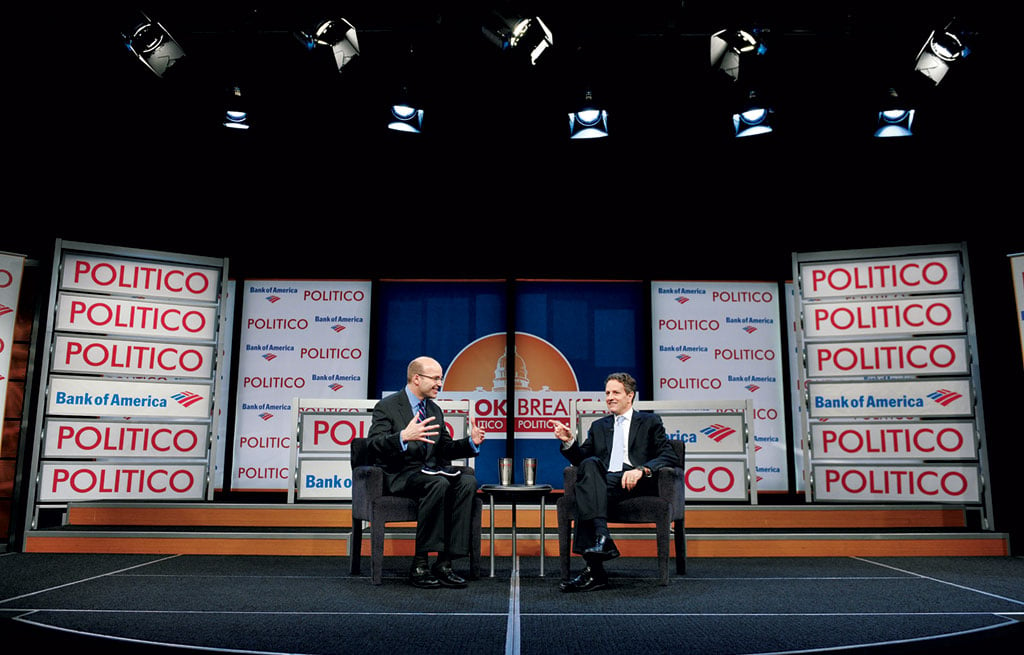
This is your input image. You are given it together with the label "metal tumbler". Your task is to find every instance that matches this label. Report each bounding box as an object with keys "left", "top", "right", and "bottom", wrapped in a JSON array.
[
  {"left": 523, "top": 458, "right": 537, "bottom": 486},
  {"left": 499, "top": 458, "right": 513, "bottom": 485}
]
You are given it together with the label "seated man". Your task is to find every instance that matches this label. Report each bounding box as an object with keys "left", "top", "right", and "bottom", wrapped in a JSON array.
[
  {"left": 550, "top": 372, "right": 679, "bottom": 592},
  {"left": 366, "top": 356, "right": 485, "bottom": 588}
]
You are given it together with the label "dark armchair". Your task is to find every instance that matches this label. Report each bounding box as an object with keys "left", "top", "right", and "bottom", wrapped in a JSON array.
[
  {"left": 349, "top": 438, "right": 482, "bottom": 584},
  {"left": 556, "top": 439, "right": 686, "bottom": 585}
]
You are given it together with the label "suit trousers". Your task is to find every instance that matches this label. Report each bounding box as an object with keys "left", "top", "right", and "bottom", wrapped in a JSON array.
[
  {"left": 571, "top": 456, "right": 658, "bottom": 553},
  {"left": 390, "top": 471, "right": 478, "bottom": 558}
]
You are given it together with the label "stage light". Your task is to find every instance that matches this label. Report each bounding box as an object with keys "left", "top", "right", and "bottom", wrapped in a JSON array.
[
  {"left": 568, "top": 91, "right": 609, "bottom": 139},
  {"left": 914, "top": 20, "right": 971, "bottom": 86},
  {"left": 732, "top": 92, "right": 774, "bottom": 137},
  {"left": 389, "top": 103, "right": 425, "bottom": 134},
  {"left": 222, "top": 86, "right": 250, "bottom": 131},
  {"left": 710, "top": 29, "right": 767, "bottom": 83},
  {"left": 122, "top": 12, "right": 186, "bottom": 79},
  {"left": 301, "top": 17, "right": 360, "bottom": 74},
  {"left": 482, "top": 10, "right": 554, "bottom": 65},
  {"left": 874, "top": 89, "right": 915, "bottom": 137}
]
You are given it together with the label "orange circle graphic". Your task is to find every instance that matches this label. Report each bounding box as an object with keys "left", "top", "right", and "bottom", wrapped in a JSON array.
[{"left": 444, "top": 333, "right": 578, "bottom": 392}]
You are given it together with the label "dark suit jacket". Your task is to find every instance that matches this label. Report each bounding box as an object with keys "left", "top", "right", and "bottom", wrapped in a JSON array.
[
  {"left": 561, "top": 409, "right": 678, "bottom": 473},
  {"left": 365, "top": 390, "right": 478, "bottom": 493}
]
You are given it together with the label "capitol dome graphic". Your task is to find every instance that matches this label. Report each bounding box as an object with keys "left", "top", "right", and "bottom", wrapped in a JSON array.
[{"left": 444, "top": 332, "right": 578, "bottom": 393}]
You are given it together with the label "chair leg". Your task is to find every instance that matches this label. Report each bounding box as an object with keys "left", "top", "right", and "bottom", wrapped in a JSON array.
[
  {"left": 350, "top": 520, "right": 363, "bottom": 575},
  {"left": 371, "top": 520, "right": 386, "bottom": 585},
  {"left": 674, "top": 519, "right": 686, "bottom": 575},
  {"left": 558, "top": 517, "right": 573, "bottom": 582},
  {"left": 469, "top": 501, "right": 482, "bottom": 579},
  {"left": 656, "top": 520, "right": 670, "bottom": 586}
]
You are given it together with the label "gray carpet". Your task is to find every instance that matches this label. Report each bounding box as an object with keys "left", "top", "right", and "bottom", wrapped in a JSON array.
[{"left": 2, "top": 553, "right": 1022, "bottom": 654}]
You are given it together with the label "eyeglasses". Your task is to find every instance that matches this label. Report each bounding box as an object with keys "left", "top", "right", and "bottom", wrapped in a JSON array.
[{"left": 417, "top": 374, "right": 444, "bottom": 384}]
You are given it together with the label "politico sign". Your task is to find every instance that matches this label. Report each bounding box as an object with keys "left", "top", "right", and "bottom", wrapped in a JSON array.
[
  {"left": 813, "top": 464, "right": 980, "bottom": 502},
  {"left": 55, "top": 293, "right": 218, "bottom": 341},
  {"left": 52, "top": 335, "right": 215, "bottom": 378},
  {"left": 44, "top": 419, "right": 209, "bottom": 459},
  {"left": 800, "top": 254, "right": 962, "bottom": 299},
  {"left": 1, "top": 252, "right": 24, "bottom": 428},
  {"left": 811, "top": 421, "right": 977, "bottom": 460},
  {"left": 803, "top": 295, "right": 966, "bottom": 339},
  {"left": 60, "top": 253, "right": 220, "bottom": 302},
  {"left": 39, "top": 462, "right": 207, "bottom": 501},
  {"left": 806, "top": 337, "right": 969, "bottom": 377},
  {"left": 795, "top": 246, "right": 990, "bottom": 517},
  {"left": 233, "top": 280, "right": 371, "bottom": 491},
  {"left": 650, "top": 281, "right": 787, "bottom": 494}
]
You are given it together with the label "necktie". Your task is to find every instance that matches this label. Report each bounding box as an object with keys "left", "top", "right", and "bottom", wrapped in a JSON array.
[
  {"left": 416, "top": 401, "right": 427, "bottom": 422},
  {"left": 609, "top": 414, "right": 626, "bottom": 472}
]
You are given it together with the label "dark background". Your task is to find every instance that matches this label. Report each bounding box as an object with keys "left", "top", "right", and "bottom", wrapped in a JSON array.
[{"left": 7, "top": 3, "right": 1021, "bottom": 546}]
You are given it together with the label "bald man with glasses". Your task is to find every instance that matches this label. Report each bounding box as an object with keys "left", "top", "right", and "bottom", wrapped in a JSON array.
[{"left": 366, "top": 356, "right": 486, "bottom": 588}]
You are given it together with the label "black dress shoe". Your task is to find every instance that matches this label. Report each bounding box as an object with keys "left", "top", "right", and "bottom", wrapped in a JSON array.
[
  {"left": 409, "top": 563, "right": 441, "bottom": 589},
  {"left": 583, "top": 535, "right": 620, "bottom": 561},
  {"left": 559, "top": 566, "right": 608, "bottom": 593},
  {"left": 430, "top": 562, "right": 468, "bottom": 588}
]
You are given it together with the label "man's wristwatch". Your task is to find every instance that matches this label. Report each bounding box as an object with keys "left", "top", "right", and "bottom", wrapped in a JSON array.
[{"left": 642, "top": 467, "right": 652, "bottom": 478}]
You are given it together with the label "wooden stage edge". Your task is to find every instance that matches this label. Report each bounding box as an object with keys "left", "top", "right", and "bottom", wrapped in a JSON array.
[{"left": 18, "top": 502, "right": 1011, "bottom": 558}]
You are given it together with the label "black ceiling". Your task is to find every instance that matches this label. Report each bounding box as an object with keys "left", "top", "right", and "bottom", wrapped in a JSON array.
[{"left": 10, "top": 3, "right": 1010, "bottom": 280}]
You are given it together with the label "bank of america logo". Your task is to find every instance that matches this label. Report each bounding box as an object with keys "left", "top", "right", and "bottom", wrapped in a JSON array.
[
  {"left": 700, "top": 424, "right": 736, "bottom": 442},
  {"left": 332, "top": 325, "right": 346, "bottom": 333},
  {"left": 743, "top": 326, "right": 757, "bottom": 334},
  {"left": 928, "top": 388, "right": 963, "bottom": 406},
  {"left": 745, "top": 384, "right": 760, "bottom": 393},
  {"left": 259, "top": 412, "right": 274, "bottom": 421},
  {"left": 172, "top": 391, "right": 205, "bottom": 407},
  {"left": 263, "top": 353, "right": 277, "bottom": 362},
  {"left": 329, "top": 383, "right": 344, "bottom": 391},
  {"left": 675, "top": 297, "right": 689, "bottom": 304},
  {"left": 266, "top": 295, "right": 281, "bottom": 303},
  {"left": 0, "top": 304, "right": 13, "bottom": 317},
  {"left": 676, "top": 354, "right": 691, "bottom": 363}
]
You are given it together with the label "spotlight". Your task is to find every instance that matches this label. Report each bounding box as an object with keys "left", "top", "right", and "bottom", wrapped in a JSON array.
[
  {"left": 914, "top": 20, "right": 970, "bottom": 86},
  {"left": 223, "top": 86, "right": 250, "bottom": 131},
  {"left": 874, "top": 89, "right": 915, "bottom": 137},
  {"left": 568, "top": 91, "right": 609, "bottom": 139},
  {"left": 732, "top": 92, "right": 774, "bottom": 137},
  {"left": 301, "top": 18, "right": 360, "bottom": 74},
  {"left": 710, "top": 29, "right": 767, "bottom": 83},
  {"left": 482, "top": 10, "right": 554, "bottom": 65},
  {"left": 122, "top": 12, "right": 186, "bottom": 79},
  {"left": 389, "top": 103, "right": 424, "bottom": 134}
]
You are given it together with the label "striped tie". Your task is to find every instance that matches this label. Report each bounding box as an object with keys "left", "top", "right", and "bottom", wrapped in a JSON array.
[{"left": 416, "top": 401, "right": 427, "bottom": 422}]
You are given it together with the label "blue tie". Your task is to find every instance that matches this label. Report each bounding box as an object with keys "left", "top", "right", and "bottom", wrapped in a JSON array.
[{"left": 609, "top": 415, "right": 626, "bottom": 472}]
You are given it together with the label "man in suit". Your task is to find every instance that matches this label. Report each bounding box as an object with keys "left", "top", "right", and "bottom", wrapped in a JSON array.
[
  {"left": 366, "top": 356, "right": 486, "bottom": 589},
  {"left": 550, "top": 372, "right": 679, "bottom": 592}
]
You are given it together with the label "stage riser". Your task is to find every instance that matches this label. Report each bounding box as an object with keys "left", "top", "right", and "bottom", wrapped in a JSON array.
[
  {"left": 20, "top": 503, "right": 1007, "bottom": 557},
  {"left": 23, "top": 534, "right": 1009, "bottom": 557}
]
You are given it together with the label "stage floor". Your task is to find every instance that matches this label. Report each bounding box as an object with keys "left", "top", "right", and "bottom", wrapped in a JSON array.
[{"left": 2, "top": 553, "right": 1022, "bottom": 654}]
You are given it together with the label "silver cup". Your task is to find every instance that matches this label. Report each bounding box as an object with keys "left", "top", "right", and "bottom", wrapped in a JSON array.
[
  {"left": 499, "top": 458, "right": 513, "bottom": 485},
  {"left": 523, "top": 458, "right": 537, "bottom": 486}
]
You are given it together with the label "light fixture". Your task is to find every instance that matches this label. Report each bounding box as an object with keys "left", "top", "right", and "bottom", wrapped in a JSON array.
[
  {"left": 482, "top": 10, "right": 554, "bottom": 65},
  {"left": 914, "top": 19, "right": 971, "bottom": 86},
  {"left": 389, "top": 98, "right": 425, "bottom": 134},
  {"left": 732, "top": 91, "right": 774, "bottom": 137},
  {"left": 568, "top": 91, "right": 609, "bottom": 139},
  {"left": 299, "top": 17, "right": 360, "bottom": 74},
  {"left": 222, "top": 86, "right": 250, "bottom": 131},
  {"left": 710, "top": 29, "right": 767, "bottom": 83},
  {"left": 122, "top": 12, "right": 186, "bottom": 79},
  {"left": 874, "top": 89, "right": 915, "bottom": 137}
]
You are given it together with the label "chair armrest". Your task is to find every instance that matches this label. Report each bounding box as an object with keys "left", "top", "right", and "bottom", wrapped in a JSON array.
[
  {"left": 351, "top": 465, "right": 384, "bottom": 520},
  {"left": 655, "top": 466, "right": 686, "bottom": 517},
  {"left": 562, "top": 466, "right": 578, "bottom": 499}
]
